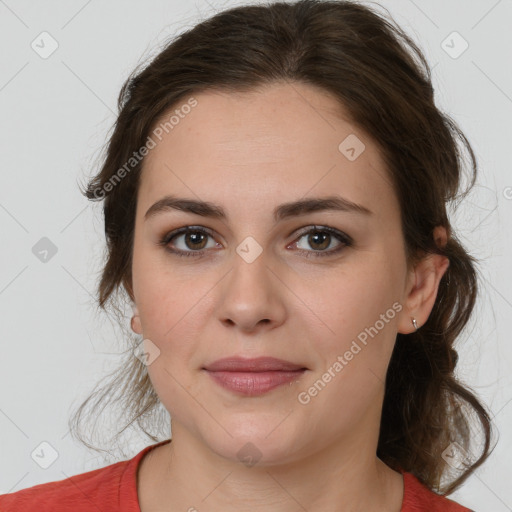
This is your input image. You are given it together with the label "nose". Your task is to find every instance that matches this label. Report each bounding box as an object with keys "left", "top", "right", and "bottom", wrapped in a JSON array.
[{"left": 216, "top": 250, "right": 287, "bottom": 333}]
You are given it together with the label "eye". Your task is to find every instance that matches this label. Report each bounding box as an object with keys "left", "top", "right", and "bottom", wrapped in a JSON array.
[
  {"left": 290, "top": 225, "right": 353, "bottom": 258},
  {"left": 158, "top": 226, "right": 220, "bottom": 257},
  {"left": 158, "top": 225, "right": 353, "bottom": 258}
]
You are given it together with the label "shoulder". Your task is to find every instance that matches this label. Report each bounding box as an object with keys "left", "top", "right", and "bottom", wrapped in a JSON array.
[
  {"left": 0, "top": 459, "right": 131, "bottom": 512},
  {"left": 0, "top": 440, "right": 170, "bottom": 512},
  {"left": 402, "top": 471, "right": 474, "bottom": 512}
]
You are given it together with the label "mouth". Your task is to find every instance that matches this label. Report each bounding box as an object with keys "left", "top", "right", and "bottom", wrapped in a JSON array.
[{"left": 202, "top": 356, "right": 308, "bottom": 396}]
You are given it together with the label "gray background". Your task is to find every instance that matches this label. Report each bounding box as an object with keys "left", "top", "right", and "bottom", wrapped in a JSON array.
[{"left": 1, "top": 0, "right": 511, "bottom": 510}]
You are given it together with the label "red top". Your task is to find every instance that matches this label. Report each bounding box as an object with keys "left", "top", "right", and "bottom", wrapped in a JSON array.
[{"left": 0, "top": 439, "right": 472, "bottom": 511}]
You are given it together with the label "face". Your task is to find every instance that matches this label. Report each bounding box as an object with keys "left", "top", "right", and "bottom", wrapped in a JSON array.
[{"left": 130, "top": 81, "right": 415, "bottom": 465}]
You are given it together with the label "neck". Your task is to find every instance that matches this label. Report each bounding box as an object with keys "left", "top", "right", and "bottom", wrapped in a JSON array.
[{"left": 139, "top": 423, "right": 404, "bottom": 512}]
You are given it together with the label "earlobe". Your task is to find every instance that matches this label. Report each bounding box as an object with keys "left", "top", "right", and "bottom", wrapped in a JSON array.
[
  {"left": 131, "top": 304, "right": 142, "bottom": 334},
  {"left": 397, "top": 226, "right": 450, "bottom": 334}
]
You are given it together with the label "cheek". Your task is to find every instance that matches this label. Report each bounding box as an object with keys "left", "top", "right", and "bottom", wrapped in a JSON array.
[
  {"left": 295, "top": 273, "right": 400, "bottom": 433},
  {"left": 133, "top": 252, "right": 219, "bottom": 369},
  {"left": 300, "top": 257, "right": 400, "bottom": 343},
  {"left": 299, "top": 253, "right": 402, "bottom": 399},
  {"left": 133, "top": 243, "right": 207, "bottom": 333}
]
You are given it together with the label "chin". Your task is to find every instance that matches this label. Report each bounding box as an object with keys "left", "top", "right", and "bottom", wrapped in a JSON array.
[{"left": 203, "top": 426, "right": 303, "bottom": 468}]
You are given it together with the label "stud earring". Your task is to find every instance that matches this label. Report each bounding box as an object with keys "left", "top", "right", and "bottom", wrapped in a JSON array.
[{"left": 412, "top": 317, "right": 418, "bottom": 331}]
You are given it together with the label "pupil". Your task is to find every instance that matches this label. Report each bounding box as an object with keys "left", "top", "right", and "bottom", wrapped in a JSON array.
[
  {"left": 310, "top": 232, "right": 329, "bottom": 250},
  {"left": 187, "top": 232, "right": 206, "bottom": 249}
]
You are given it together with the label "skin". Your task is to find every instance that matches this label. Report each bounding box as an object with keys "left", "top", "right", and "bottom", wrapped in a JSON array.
[{"left": 129, "top": 81, "right": 449, "bottom": 512}]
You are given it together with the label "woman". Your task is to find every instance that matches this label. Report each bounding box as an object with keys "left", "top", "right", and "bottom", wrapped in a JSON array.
[{"left": 0, "top": 0, "right": 494, "bottom": 510}]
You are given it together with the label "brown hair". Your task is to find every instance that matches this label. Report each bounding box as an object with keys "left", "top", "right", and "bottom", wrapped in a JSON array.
[{"left": 72, "top": 0, "right": 495, "bottom": 494}]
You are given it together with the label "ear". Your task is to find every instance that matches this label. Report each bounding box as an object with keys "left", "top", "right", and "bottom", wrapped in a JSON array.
[
  {"left": 397, "top": 226, "right": 450, "bottom": 334},
  {"left": 131, "top": 303, "right": 143, "bottom": 335}
]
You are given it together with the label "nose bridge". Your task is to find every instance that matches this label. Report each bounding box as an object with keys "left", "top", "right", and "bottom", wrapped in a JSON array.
[
  {"left": 229, "top": 239, "right": 273, "bottom": 299},
  {"left": 217, "top": 238, "right": 286, "bottom": 330}
]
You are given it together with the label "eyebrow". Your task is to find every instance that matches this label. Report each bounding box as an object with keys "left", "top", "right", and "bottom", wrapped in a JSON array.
[{"left": 144, "top": 195, "right": 373, "bottom": 222}]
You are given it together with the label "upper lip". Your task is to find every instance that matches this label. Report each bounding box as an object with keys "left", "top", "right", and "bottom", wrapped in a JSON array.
[{"left": 203, "top": 357, "right": 307, "bottom": 372}]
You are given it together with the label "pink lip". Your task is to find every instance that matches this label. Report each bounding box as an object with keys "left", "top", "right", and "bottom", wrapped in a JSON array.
[
  {"left": 203, "top": 356, "right": 306, "bottom": 372},
  {"left": 202, "top": 357, "right": 307, "bottom": 396},
  {"left": 205, "top": 370, "right": 306, "bottom": 396}
]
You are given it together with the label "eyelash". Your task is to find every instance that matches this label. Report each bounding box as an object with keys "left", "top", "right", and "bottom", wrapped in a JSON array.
[{"left": 157, "top": 225, "right": 353, "bottom": 259}]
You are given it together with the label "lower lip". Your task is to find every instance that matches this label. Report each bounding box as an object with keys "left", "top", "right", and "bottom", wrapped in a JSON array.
[{"left": 204, "top": 369, "right": 306, "bottom": 396}]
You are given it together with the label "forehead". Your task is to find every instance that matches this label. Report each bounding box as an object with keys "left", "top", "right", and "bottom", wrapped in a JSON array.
[{"left": 138, "top": 82, "right": 398, "bottom": 226}]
